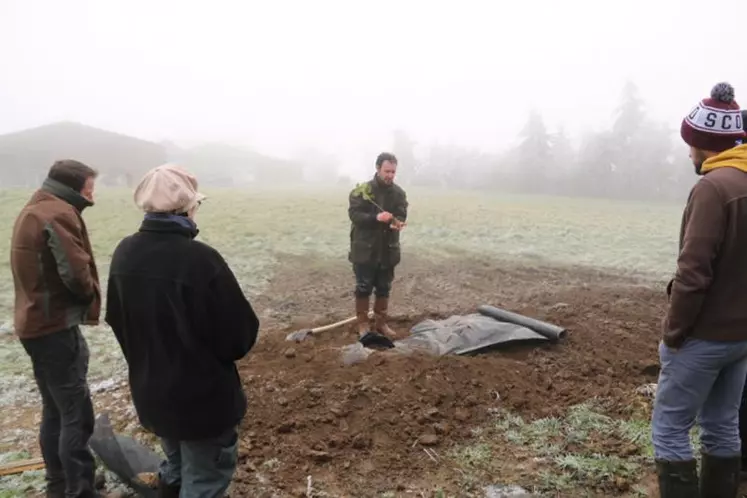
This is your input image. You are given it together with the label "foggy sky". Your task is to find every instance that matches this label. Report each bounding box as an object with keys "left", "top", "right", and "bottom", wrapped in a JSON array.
[{"left": 1, "top": 0, "right": 745, "bottom": 174}]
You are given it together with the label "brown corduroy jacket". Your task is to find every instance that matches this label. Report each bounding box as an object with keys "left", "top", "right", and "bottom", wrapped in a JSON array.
[{"left": 10, "top": 178, "right": 101, "bottom": 339}]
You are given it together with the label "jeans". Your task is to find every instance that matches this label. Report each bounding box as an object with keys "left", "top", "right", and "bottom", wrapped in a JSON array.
[
  {"left": 740, "top": 373, "right": 747, "bottom": 462},
  {"left": 20, "top": 327, "right": 97, "bottom": 498},
  {"left": 353, "top": 263, "right": 395, "bottom": 298},
  {"left": 159, "top": 426, "right": 239, "bottom": 498},
  {"left": 651, "top": 338, "right": 747, "bottom": 461}
]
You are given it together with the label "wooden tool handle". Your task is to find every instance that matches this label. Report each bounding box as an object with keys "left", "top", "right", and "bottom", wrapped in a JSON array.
[
  {"left": 309, "top": 311, "right": 374, "bottom": 334},
  {"left": 0, "top": 457, "right": 45, "bottom": 476}
]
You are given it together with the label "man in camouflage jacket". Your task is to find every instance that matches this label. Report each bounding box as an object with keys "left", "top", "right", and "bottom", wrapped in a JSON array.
[{"left": 348, "top": 152, "right": 408, "bottom": 344}]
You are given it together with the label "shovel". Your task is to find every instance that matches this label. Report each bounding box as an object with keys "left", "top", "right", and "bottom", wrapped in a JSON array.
[{"left": 285, "top": 312, "right": 374, "bottom": 342}]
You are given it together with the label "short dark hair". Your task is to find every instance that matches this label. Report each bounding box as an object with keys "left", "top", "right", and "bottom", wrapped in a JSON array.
[
  {"left": 48, "top": 160, "right": 98, "bottom": 192},
  {"left": 376, "top": 152, "right": 398, "bottom": 168}
]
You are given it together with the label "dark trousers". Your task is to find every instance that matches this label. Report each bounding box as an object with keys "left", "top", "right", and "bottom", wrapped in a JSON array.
[
  {"left": 21, "top": 326, "right": 97, "bottom": 498},
  {"left": 353, "top": 263, "right": 395, "bottom": 298}
]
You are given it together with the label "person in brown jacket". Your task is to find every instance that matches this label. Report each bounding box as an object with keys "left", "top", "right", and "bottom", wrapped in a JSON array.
[
  {"left": 10, "top": 160, "right": 102, "bottom": 498},
  {"left": 738, "top": 110, "right": 747, "bottom": 480},
  {"left": 652, "top": 83, "right": 747, "bottom": 498}
]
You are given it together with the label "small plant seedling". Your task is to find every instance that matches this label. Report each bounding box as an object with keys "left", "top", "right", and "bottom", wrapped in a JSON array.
[
  {"left": 351, "top": 182, "right": 385, "bottom": 212},
  {"left": 351, "top": 182, "right": 405, "bottom": 227}
]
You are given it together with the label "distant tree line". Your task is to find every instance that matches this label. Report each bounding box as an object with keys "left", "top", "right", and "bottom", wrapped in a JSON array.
[
  {"left": 392, "top": 81, "right": 697, "bottom": 202},
  {"left": 0, "top": 83, "right": 699, "bottom": 200}
]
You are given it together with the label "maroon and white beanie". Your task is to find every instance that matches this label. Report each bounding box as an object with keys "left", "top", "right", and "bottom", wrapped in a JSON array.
[{"left": 681, "top": 82, "right": 745, "bottom": 152}]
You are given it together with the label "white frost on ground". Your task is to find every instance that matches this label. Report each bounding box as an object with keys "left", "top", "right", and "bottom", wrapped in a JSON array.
[
  {"left": 0, "top": 429, "right": 36, "bottom": 448},
  {"left": 636, "top": 383, "right": 657, "bottom": 398},
  {"left": 0, "top": 374, "right": 39, "bottom": 407},
  {"left": 0, "top": 469, "right": 47, "bottom": 496},
  {"left": 0, "top": 325, "right": 129, "bottom": 406},
  {"left": 91, "top": 378, "right": 121, "bottom": 394},
  {"left": 484, "top": 484, "right": 534, "bottom": 497}
]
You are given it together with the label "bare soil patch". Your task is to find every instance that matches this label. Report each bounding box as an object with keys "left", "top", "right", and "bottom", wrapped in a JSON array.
[{"left": 232, "top": 255, "right": 665, "bottom": 496}]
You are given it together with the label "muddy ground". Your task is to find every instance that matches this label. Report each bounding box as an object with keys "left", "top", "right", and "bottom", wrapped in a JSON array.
[
  {"left": 6, "top": 254, "right": 672, "bottom": 497},
  {"left": 226, "top": 254, "right": 665, "bottom": 497}
]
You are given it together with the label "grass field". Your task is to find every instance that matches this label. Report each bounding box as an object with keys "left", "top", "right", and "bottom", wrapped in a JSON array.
[
  {"left": 0, "top": 186, "right": 682, "bottom": 392},
  {"left": 0, "top": 187, "right": 685, "bottom": 497},
  {"left": 0, "top": 186, "right": 683, "bottom": 319}
]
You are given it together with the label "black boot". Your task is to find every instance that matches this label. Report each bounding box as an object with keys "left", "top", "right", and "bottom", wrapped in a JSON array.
[
  {"left": 700, "top": 453, "right": 740, "bottom": 498},
  {"left": 656, "top": 459, "right": 698, "bottom": 498}
]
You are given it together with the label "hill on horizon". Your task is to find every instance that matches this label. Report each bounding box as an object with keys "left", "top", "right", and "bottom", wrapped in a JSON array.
[{"left": 0, "top": 121, "right": 309, "bottom": 188}]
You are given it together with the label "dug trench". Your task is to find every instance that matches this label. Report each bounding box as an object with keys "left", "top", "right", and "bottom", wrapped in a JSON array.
[{"left": 230, "top": 255, "right": 666, "bottom": 496}]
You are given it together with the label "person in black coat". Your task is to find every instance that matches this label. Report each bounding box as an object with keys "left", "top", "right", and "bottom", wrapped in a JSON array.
[{"left": 105, "top": 164, "right": 259, "bottom": 498}]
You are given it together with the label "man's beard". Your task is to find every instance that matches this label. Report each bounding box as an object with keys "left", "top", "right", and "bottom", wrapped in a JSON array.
[{"left": 692, "top": 150, "right": 706, "bottom": 175}]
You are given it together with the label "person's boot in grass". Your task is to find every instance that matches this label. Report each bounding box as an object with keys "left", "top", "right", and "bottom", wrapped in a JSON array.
[
  {"left": 699, "top": 453, "right": 740, "bottom": 498},
  {"left": 373, "top": 296, "right": 397, "bottom": 339},
  {"left": 656, "top": 459, "right": 698, "bottom": 498}
]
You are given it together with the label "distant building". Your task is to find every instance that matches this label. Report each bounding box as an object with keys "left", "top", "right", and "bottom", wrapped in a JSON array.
[{"left": 0, "top": 121, "right": 167, "bottom": 188}]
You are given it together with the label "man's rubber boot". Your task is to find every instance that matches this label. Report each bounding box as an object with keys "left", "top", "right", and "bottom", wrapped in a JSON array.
[
  {"left": 357, "top": 295, "right": 394, "bottom": 349},
  {"left": 355, "top": 296, "right": 371, "bottom": 337},
  {"left": 373, "top": 296, "right": 397, "bottom": 339},
  {"left": 656, "top": 459, "right": 698, "bottom": 498},
  {"left": 700, "top": 453, "right": 740, "bottom": 498}
]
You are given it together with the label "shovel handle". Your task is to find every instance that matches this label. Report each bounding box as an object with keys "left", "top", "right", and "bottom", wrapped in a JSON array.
[
  {"left": 0, "top": 458, "right": 45, "bottom": 476},
  {"left": 310, "top": 311, "right": 374, "bottom": 334}
]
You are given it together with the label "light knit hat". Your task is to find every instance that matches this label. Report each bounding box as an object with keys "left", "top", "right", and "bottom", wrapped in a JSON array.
[{"left": 134, "top": 163, "right": 206, "bottom": 213}]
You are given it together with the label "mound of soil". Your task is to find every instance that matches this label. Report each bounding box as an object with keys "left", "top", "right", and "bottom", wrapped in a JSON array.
[{"left": 233, "top": 256, "right": 665, "bottom": 496}]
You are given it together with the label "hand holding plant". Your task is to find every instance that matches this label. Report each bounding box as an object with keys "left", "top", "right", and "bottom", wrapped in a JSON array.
[
  {"left": 352, "top": 183, "right": 404, "bottom": 226},
  {"left": 390, "top": 218, "right": 406, "bottom": 231},
  {"left": 377, "top": 211, "right": 394, "bottom": 223}
]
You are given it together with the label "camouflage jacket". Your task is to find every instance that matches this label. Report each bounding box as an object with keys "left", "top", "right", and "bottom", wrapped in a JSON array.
[{"left": 348, "top": 176, "right": 408, "bottom": 267}]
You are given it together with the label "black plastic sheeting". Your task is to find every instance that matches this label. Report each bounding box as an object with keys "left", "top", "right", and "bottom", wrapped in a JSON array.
[{"left": 89, "top": 413, "right": 161, "bottom": 498}]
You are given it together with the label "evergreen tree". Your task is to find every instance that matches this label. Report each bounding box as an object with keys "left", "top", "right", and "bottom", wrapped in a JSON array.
[
  {"left": 391, "top": 129, "right": 417, "bottom": 185},
  {"left": 516, "top": 110, "right": 552, "bottom": 193}
]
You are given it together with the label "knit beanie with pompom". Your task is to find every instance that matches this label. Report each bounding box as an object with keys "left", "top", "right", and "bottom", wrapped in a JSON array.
[{"left": 681, "top": 82, "right": 745, "bottom": 152}]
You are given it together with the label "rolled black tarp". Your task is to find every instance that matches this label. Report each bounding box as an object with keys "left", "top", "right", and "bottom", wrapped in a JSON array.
[
  {"left": 477, "top": 305, "right": 567, "bottom": 341},
  {"left": 89, "top": 413, "right": 161, "bottom": 498}
]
